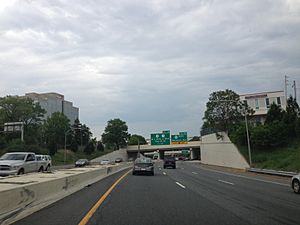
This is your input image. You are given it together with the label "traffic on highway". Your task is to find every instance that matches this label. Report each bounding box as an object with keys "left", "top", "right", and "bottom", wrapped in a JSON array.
[{"left": 0, "top": 157, "right": 296, "bottom": 225}]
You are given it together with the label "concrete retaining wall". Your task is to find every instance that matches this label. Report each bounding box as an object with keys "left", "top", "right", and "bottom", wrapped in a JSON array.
[
  {"left": 201, "top": 133, "right": 250, "bottom": 170},
  {"left": 0, "top": 163, "right": 132, "bottom": 225}
]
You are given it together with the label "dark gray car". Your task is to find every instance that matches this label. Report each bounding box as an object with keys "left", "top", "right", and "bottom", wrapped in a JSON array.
[{"left": 132, "top": 157, "right": 154, "bottom": 176}]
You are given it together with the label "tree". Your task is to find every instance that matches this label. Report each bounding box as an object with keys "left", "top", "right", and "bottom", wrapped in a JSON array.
[
  {"left": 70, "top": 137, "right": 78, "bottom": 152},
  {"left": 102, "top": 118, "right": 129, "bottom": 150},
  {"left": 84, "top": 141, "right": 95, "bottom": 155},
  {"left": 283, "top": 96, "right": 300, "bottom": 138},
  {"left": 189, "top": 136, "right": 200, "bottom": 141},
  {"left": 203, "top": 89, "right": 252, "bottom": 133},
  {"left": 265, "top": 103, "right": 285, "bottom": 124},
  {"left": 0, "top": 96, "right": 46, "bottom": 125},
  {"left": 0, "top": 96, "right": 46, "bottom": 144},
  {"left": 43, "top": 112, "right": 70, "bottom": 154},
  {"left": 97, "top": 141, "right": 104, "bottom": 151},
  {"left": 128, "top": 134, "right": 147, "bottom": 145}
]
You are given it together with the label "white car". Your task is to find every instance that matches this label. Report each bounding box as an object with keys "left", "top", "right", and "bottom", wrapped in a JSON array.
[
  {"left": 292, "top": 173, "right": 300, "bottom": 194},
  {"left": 100, "top": 159, "right": 110, "bottom": 165},
  {"left": 36, "top": 154, "right": 52, "bottom": 171}
]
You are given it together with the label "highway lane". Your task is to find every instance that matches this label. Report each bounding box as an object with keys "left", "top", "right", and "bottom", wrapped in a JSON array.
[{"left": 14, "top": 161, "right": 300, "bottom": 225}]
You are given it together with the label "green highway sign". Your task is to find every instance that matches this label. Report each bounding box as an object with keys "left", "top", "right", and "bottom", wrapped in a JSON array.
[
  {"left": 171, "top": 132, "right": 188, "bottom": 144},
  {"left": 151, "top": 130, "right": 170, "bottom": 145}
]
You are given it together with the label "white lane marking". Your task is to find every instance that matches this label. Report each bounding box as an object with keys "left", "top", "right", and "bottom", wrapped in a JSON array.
[
  {"left": 200, "top": 167, "right": 290, "bottom": 187},
  {"left": 192, "top": 172, "right": 198, "bottom": 175},
  {"left": 175, "top": 182, "right": 186, "bottom": 189},
  {"left": 159, "top": 168, "right": 161, "bottom": 171},
  {"left": 181, "top": 168, "right": 185, "bottom": 170},
  {"left": 218, "top": 179, "right": 234, "bottom": 185},
  {"left": 163, "top": 172, "right": 166, "bottom": 175}
]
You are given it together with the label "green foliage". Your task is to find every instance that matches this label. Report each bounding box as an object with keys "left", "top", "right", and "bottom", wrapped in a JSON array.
[
  {"left": 265, "top": 103, "right": 285, "bottom": 124},
  {"left": 84, "top": 141, "right": 95, "bottom": 155},
  {"left": 0, "top": 96, "right": 46, "bottom": 125},
  {"left": 44, "top": 112, "right": 70, "bottom": 147},
  {"left": 5, "top": 139, "right": 25, "bottom": 152},
  {"left": 203, "top": 89, "right": 253, "bottom": 132},
  {"left": 251, "top": 122, "right": 288, "bottom": 149},
  {"left": 102, "top": 118, "right": 129, "bottom": 150},
  {"left": 97, "top": 141, "right": 104, "bottom": 151},
  {"left": 70, "top": 137, "right": 78, "bottom": 152},
  {"left": 189, "top": 136, "right": 200, "bottom": 141},
  {"left": 128, "top": 134, "right": 147, "bottom": 145}
]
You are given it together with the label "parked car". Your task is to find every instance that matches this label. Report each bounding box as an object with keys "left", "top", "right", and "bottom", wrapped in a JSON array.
[
  {"left": 100, "top": 159, "right": 110, "bottom": 165},
  {"left": 115, "top": 158, "right": 123, "bottom": 163},
  {"left": 75, "top": 159, "right": 90, "bottom": 167},
  {"left": 291, "top": 173, "right": 300, "bottom": 194},
  {"left": 132, "top": 157, "right": 154, "bottom": 176},
  {"left": 0, "top": 152, "right": 45, "bottom": 176},
  {"left": 163, "top": 156, "right": 176, "bottom": 169},
  {"left": 36, "top": 154, "right": 52, "bottom": 171}
]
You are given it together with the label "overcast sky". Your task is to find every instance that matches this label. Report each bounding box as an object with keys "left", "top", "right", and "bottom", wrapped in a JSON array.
[{"left": 0, "top": 0, "right": 299, "bottom": 139}]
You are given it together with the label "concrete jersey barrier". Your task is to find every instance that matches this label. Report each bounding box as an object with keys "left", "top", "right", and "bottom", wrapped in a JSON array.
[{"left": 0, "top": 163, "right": 132, "bottom": 225}]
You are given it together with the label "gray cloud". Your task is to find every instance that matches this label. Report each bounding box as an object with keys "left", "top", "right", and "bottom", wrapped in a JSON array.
[{"left": 0, "top": 0, "right": 300, "bottom": 138}]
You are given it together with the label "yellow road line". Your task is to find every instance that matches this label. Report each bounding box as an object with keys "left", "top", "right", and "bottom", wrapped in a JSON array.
[{"left": 78, "top": 170, "right": 130, "bottom": 225}]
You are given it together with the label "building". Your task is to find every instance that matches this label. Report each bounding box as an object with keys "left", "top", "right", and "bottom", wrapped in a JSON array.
[
  {"left": 239, "top": 90, "right": 286, "bottom": 124},
  {"left": 25, "top": 92, "right": 79, "bottom": 124}
]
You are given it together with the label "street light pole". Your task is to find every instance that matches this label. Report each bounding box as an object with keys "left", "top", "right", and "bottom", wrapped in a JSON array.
[{"left": 244, "top": 113, "right": 252, "bottom": 166}]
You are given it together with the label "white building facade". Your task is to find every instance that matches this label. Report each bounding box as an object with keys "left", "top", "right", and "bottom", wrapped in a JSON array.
[
  {"left": 239, "top": 91, "right": 286, "bottom": 124},
  {"left": 25, "top": 92, "right": 79, "bottom": 124}
]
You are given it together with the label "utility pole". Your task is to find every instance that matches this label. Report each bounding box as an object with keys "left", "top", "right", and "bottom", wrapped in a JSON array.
[
  {"left": 292, "top": 80, "right": 297, "bottom": 101},
  {"left": 285, "top": 75, "right": 288, "bottom": 106}
]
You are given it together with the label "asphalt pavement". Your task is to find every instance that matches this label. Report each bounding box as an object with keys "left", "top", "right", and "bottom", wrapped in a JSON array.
[{"left": 14, "top": 161, "right": 300, "bottom": 225}]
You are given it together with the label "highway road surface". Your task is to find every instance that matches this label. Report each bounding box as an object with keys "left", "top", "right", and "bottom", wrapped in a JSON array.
[{"left": 14, "top": 161, "right": 300, "bottom": 225}]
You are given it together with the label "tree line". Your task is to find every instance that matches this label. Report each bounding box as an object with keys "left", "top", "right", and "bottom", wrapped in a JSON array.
[
  {"left": 0, "top": 96, "right": 147, "bottom": 156},
  {"left": 202, "top": 89, "right": 300, "bottom": 150}
]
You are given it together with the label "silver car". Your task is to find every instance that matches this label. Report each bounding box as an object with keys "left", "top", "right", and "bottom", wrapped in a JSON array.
[
  {"left": 291, "top": 173, "right": 300, "bottom": 194},
  {"left": 132, "top": 157, "right": 154, "bottom": 176}
]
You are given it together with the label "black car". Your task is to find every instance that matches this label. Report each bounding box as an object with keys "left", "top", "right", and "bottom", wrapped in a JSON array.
[
  {"left": 163, "top": 156, "right": 176, "bottom": 169},
  {"left": 132, "top": 157, "right": 154, "bottom": 176}
]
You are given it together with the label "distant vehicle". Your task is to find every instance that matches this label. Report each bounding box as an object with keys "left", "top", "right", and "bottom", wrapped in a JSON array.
[
  {"left": 132, "top": 157, "right": 154, "bottom": 176},
  {"left": 36, "top": 154, "right": 52, "bottom": 171},
  {"left": 153, "top": 155, "right": 158, "bottom": 160},
  {"left": 291, "top": 173, "right": 300, "bottom": 194},
  {"left": 0, "top": 152, "right": 46, "bottom": 176},
  {"left": 115, "top": 158, "right": 123, "bottom": 163},
  {"left": 163, "top": 156, "right": 176, "bottom": 169},
  {"left": 128, "top": 157, "right": 134, "bottom": 162},
  {"left": 100, "top": 159, "right": 110, "bottom": 165},
  {"left": 75, "top": 159, "right": 89, "bottom": 167}
]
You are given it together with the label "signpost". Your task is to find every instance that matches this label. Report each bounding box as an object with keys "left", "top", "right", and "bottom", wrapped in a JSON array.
[
  {"left": 151, "top": 130, "right": 170, "bottom": 145},
  {"left": 171, "top": 132, "right": 188, "bottom": 144}
]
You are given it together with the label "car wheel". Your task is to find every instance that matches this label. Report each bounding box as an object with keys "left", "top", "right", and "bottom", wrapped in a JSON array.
[
  {"left": 18, "top": 168, "right": 24, "bottom": 175},
  {"left": 38, "top": 166, "right": 44, "bottom": 172},
  {"left": 151, "top": 171, "right": 154, "bottom": 176},
  {"left": 173, "top": 166, "right": 176, "bottom": 169},
  {"left": 293, "top": 179, "right": 300, "bottom": 194},
  {"left": 132, "top": 171, "right": 136, "bottom": 175},
  {"left": 163, "top": 166, "right": 166, "bottom": 169},
  {"left": 45, "top": 165, "right": 50, "bottom": 171}
]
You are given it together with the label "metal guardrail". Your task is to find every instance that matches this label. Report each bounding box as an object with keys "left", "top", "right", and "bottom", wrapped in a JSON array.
[{"left": 247, "top": 168, "right": 298, "bottom": 177}]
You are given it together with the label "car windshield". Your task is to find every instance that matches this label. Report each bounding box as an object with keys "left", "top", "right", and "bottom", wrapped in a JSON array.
[{"left": 0, "top": 154, "right": 26, "bottom": 161}]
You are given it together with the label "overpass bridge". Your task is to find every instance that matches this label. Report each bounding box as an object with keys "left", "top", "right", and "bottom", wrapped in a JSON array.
[{"left": 125, "top": 141, "right": 201, "bottom": 160}]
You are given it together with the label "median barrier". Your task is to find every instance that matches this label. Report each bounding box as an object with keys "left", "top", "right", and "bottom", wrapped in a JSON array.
[{"left": 0, "top": 163, "right": 132, "bottom": 225}]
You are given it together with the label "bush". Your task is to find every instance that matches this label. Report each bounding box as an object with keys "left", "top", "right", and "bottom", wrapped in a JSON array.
[{"left": 251, "top": 121, "right": 288, "bottom": 149}]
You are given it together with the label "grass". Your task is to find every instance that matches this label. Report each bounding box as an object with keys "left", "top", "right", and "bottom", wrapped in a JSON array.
[
  {"left": 238, "top": 139, "right": 300, "bottom": 172},
  {"left": 51, "top": 147, "right": 114, "bottom": 166}
]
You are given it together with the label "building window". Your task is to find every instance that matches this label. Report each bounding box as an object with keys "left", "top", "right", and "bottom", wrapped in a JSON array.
[
  {"left": 266, "top": 98, "right": 270, "bottom": 108},
  {"left": 277, "top": 97, "right": 281, "bottom": 106},
  {"left": 255, "top": 99, "right": 259, "bottom": 109}
]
